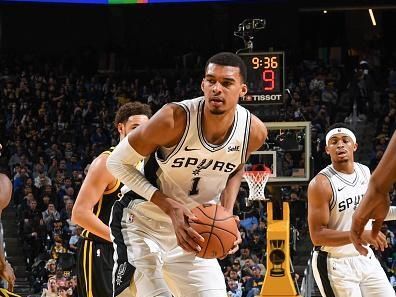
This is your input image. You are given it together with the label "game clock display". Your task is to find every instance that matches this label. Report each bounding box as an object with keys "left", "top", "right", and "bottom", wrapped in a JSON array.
[{"left": 239, "top": 52, "right": 285, "bottom": 105}]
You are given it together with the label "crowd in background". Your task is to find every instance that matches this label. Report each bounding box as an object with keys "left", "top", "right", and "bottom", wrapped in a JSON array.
[{"left": 0, "top": 50, "right": 395, "bottom": 296}]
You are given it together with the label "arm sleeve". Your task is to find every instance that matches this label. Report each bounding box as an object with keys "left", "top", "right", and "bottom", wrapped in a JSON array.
[{"left": 106, "top": 137, "right": 158, "bottom": 201}]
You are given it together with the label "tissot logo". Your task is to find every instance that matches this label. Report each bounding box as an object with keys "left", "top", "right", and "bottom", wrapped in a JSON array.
[
  {"left": 227, "top": 145, "right": 240, "bottom": 152},
  {"left": 242, "top": 94, "right": 282, "bottom": 101}
]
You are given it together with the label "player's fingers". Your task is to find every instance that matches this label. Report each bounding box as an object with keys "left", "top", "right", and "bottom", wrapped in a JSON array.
[
  {"left": 228, "top": 244, "right": 240, "bottom": 255},
  {"left": 233, "top": 215, "right": 240, "bottom": 228},
  {"left": 377, "top": 231, "right": 388, "bottom": 251},
  {"left": 177, "top": 233, "right": 197, "bottom": 253},
  {"left": 180, "top": 229, "right": 202, "bottom": 252},
  {"left": 183, "top": 207, "right": 199, "bottom": 222},
  {"left": 371, "top": 219, "right": 384, "bottom": 238},
  {"left": 234, "top": 230, "right": 242, "bottom": 245},
  {"left": 353, "top": 236, "right": 369, "bottom": 256},
  {"left": 186, "top": 226, "right": 205, "bottom": 243},
  {"left": 228, "top": 230, "right": 242, "bottom": 255},
  {"left": 350, "top": 228, "right": 367, "bottom": 255}
]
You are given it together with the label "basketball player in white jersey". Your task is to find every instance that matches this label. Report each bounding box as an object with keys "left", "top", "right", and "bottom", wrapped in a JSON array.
[
  {"left": 107, "top": 52, "right": 267, "bottom": 297},
  {"left": 308, "top": 123, "right": 395, "bottom": 297},
  {"left": 352, "top": 131, "right": 396, "bottom": 255}
]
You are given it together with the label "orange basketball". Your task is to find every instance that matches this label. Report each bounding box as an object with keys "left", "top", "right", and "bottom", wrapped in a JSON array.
[{"left": 190, "top": 204, "right": 238, "bottom": 259}]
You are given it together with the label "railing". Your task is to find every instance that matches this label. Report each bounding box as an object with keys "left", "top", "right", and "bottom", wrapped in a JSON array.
[{"left": 300, "top": 250, "right": 314, "bottom": 297}]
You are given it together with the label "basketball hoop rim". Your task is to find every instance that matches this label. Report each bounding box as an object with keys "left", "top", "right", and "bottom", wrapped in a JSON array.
[
  {"left": 244, "top": 170, "right": 271, "bottom": 176},
  {"left": 244, "top": 170, "right": 270, "bottom": 179}
]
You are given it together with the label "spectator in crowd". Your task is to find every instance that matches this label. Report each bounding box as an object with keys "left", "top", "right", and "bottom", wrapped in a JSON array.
[
  {"left": 244, "top": 265, "right": 264, "bottom": 297},
  {"left": 227, "top": 279, "right": 242, "bottom": 297},
  {"left": 42, "top": 202, "right": 60, "bottom": 230},
  {"left": 41, "top": 276, "right": 58, "bottom": 297}
]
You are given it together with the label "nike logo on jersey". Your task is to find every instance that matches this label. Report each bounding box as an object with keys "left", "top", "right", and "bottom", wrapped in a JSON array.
[
  {"left": 337, "top": 186, "right": 346, "bottom": 191},
  {"left": 184, "top": 146, "right": 200, "bottom": 151}
]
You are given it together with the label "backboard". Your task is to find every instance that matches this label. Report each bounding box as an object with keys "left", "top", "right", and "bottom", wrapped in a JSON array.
[{"left": 245, "top": 121, "right": 311, "bottom": 183}]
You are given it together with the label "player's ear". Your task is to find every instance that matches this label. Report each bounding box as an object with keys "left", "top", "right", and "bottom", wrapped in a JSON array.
[
  {"left": 117, "top": 123, "right": 124, "bottom": 135},
  {"left": 201, "top": 79, "right": 205, "bottom": 92},
  {"left": 240, "top": 84, "right": 248, "bottom": 97},
  {"left": 325, "top": 145, "right": 330, "bottom": 155},
  {"left": 353, "top": 142, "right": 358, "bottom": 152}
]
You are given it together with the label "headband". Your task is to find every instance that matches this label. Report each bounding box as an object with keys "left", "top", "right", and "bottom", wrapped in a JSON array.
[{"left": 325, "top": 127, "right": 356, "bottom": 145}]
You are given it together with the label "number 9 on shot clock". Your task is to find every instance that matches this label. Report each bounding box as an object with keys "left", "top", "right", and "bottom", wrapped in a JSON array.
[{"left": 238, "top": 52, "right": 285, "bottom": 105}]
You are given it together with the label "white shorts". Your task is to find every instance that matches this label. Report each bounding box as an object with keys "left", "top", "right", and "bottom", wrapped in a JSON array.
[
  {"left": 312, "top": 249, "right": 395, "bottom": 297},
  {"left": 111, "top": 199, "right": 227, "bottom": 297}
]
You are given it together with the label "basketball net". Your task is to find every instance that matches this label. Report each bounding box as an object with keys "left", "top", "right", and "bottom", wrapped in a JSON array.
[{"left": 244, "top": 171, "right": 270, "bottom": 201}]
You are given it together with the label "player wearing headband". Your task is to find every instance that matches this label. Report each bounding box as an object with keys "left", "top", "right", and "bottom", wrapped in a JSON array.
[{"left": 307, "top": 123, "right": 394, "bottom": 297}]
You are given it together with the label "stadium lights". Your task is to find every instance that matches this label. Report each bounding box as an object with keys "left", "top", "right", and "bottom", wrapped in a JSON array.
[{"left": 368, "top": 9, "right": 376, "bottom": 26}]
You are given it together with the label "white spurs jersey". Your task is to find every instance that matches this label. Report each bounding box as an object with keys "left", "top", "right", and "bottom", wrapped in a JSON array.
[
  {"left": 139, "top": 97, "right": 251, "bottom": 222},
  {"left": 318, "top": 162, "right": 371, "bottom": 257}
]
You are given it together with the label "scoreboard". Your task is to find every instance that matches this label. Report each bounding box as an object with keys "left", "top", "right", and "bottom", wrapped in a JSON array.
[{"left": 239, "top": 52, "right": 285, "bottom": 105}]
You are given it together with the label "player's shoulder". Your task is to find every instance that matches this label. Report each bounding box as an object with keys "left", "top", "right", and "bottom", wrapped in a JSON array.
[
  {"left": 89, "top": 153, "right": 112, "bottom": 175},
  {"left": 151, "top": 103, "right": 187, "bottom": 128},
  {"left": 308, "top": 173, "right": 332, "bottom": 200}
]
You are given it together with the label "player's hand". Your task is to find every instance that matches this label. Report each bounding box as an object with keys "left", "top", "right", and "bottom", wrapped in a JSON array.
[
  {"left": 351, "top": 188, "right": 390, "bottom": 256},
  {"left": 164, "top": 198, "right": 204, "bottom": 253},
  {"left": 0, "top": 261, "right": 16, "bottom": 292},
  {"left": 360, "top": 230, "right": 388, "bottom": 252},
  {"left": 227, "top": 215, "right": 242, "bottom": 255}
]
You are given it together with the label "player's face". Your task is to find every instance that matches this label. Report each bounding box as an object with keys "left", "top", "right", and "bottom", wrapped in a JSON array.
[
  {"left": 118, "top": 115, "right": 149, "bottom": 139},
  {"left": 201, "top": 63, "right": 247, "bottom": 115},
  {"left": 325, "top": 134, "right": 358, "bottom": 163}
]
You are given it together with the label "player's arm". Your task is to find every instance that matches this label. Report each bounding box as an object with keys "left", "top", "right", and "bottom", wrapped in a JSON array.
[
  {"left": 220, "top": 116, "right": 267, "bottom": 256},
  {"left": 0, "top": 174, "right": 16, "bottom": 291},
  {"left": 221, "top": 115, "right": 267, "bottom": 213},
  {"left": 308, "top": 175, "right": 387, "bottom": 249},
  {"left": 72, "top": 154, "right": 115, "bottom": 242},
  {"left": 107, "top": 104, "right": 204, "bottom": 253},
  {"left": 308, "top": 175, "right": 350, "bottom": 247},
  {"left": 352, "top": 132, "right": 396, "bottom": 254}
]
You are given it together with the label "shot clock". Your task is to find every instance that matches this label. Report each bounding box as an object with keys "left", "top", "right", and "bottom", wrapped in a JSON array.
[{"left": 238, "top": 52, "right": 285, "bottom": 105}]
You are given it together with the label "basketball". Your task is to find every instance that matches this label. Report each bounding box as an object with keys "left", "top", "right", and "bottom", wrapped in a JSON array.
[{"left": 189, "top": 204, "right": 238, "bottom": 259}]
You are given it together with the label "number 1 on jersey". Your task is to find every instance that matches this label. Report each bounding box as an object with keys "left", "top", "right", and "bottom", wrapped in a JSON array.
[{"left": 189, "top": 177, "right": 201, "bottom": 195}]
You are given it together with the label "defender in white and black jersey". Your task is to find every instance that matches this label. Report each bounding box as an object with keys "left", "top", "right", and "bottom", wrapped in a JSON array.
[
  {"left": 308, "top": 123, "right": 394, "bottom": 297},
  {"left": 107, "top": 52, "right": 267, "bottom": 297}
]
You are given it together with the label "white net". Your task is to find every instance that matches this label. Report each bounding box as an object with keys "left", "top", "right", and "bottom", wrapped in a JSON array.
[{"left": 244, "top": 171, "right": 270, "bottom": 201}]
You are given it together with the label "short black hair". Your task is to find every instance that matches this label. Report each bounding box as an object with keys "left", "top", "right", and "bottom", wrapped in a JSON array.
[
  {"left": 114, "top": 102, "right": 152, "bottom": 128},
  {"left": 205, "top": 52, "right": 247, "bottom": 83},
  {"left": 325, "top": 123, "right": 356, "bottom": 135}
]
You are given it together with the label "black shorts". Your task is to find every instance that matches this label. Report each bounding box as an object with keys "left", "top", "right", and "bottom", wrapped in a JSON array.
[
  {"left": 110, "top": 196, "right": 136, "bottom": 297},
  {"left": 76, "top": 239, "right": 114, "bottom": 297},
  {"left": 0, "top": 288, "right": 21, "bottom": 297}
]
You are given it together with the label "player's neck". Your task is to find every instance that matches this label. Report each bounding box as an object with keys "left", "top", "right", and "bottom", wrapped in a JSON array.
[
  {"left": 332, "top": 162, "right": 354, "bottom": 174},
  {"left": 202, "top": 108, "right": 235, "bottom": 145}
]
